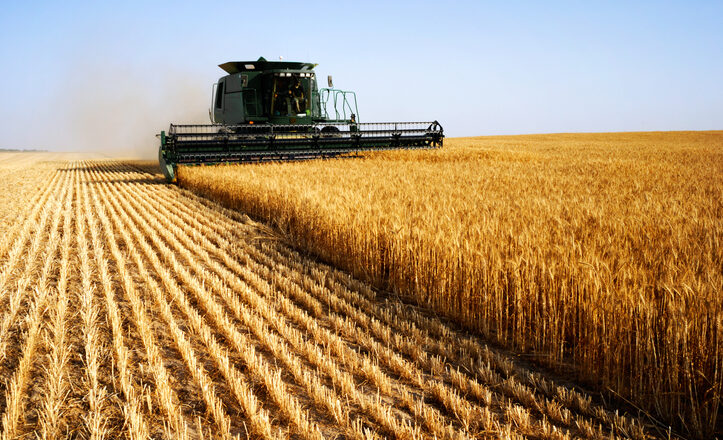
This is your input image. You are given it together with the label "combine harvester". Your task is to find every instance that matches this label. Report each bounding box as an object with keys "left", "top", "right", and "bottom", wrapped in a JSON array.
[{"left": 158, "top": 57, "right": 444, "bottom": 181}]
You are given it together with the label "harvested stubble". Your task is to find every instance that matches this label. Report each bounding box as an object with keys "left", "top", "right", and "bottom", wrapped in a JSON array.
[
  {"left": 0, "top": 155, "right": 664, "bottom": 439},
  {"left": 178, "top": 131, "right": 723, "bottom": 439}
]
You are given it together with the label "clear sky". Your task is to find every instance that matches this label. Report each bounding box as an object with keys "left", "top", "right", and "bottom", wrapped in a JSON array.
[{"left": 1, "top": 0, "right": 721, "bottom": 156}]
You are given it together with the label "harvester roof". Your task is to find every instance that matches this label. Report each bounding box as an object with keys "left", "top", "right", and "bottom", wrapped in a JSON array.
[{"left": 219, "top": 57, "right": 316, "bottom": 74}]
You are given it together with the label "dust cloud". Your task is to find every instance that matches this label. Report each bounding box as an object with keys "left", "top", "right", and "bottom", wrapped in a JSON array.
[{"left": 54, "top": 63, "right": 210, "bottom": 159}]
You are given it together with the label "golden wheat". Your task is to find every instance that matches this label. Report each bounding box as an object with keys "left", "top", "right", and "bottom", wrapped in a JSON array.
[
  {"left": 75, "top": 170, "right": 109, "bottom": 440},
  {"left": 92, "top": 164, "right": 282, "bottom": 439},
  {"left": 89, "top": 169, "right": 193, "bottom": 440},
  {"left": 170, "top": 168, "right": 632, "bottom": 436},
  {"left": 83, "top": 170, "right": 152, "bottom": 440},
  {"left": 1, "top": 164, "right": 74, "bottom": 440},
  {"left": 148, "top": 165, "right": 612, "bottom": 438},
  {"left": 117, "top": 172, "right": 472, "bottom": 437},
  {"left": 37, "top": 165, "right": 76, "bottom": 440},
  {"left": 0, "top": 153, "right": 682, "bottom": 439},
  {"left": 179, "top": 131, "right": 722, "bottom": 438}
]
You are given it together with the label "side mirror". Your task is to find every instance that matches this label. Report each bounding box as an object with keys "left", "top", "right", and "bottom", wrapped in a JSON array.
[{"left": 327, "top": 75, "right": 333, "bottom": 88}]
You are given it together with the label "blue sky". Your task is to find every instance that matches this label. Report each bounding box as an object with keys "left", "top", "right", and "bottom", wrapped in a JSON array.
[{"left": 0, "top": 1, "right": 721, "bottom": 155}]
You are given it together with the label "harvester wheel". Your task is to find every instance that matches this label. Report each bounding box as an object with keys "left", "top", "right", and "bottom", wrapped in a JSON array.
[{"left": 321, "top": 126, "right": 341, "bottom": 137}]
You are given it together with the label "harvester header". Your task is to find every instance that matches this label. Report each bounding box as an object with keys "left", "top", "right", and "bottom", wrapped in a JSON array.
[{"left": 158, "top": 57, "right": 443, "bottom": 181}]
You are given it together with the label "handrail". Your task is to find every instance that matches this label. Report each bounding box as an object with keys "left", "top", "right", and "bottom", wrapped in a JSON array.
[
  {"left": 209, "top": 83, "right": 218, "bottom": 123},
  {"left": 319, "top": 88, "right": 360, "bottom": 122}
]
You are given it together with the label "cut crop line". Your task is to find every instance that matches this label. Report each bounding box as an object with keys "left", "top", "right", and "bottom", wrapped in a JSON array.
[
  {"left": 119, "top": 163, "right": 627, "bottom": 438},
  {"left": 103, "top": 163, "right": 485, "bottom": 438},
  {"left": 103, "top": 166, "right": 500, "bottom": 437},
  {"left": 97, "top": 164, "right": 425, "bottom": 437},
  {"left": 267, "top": 243, "right": 643, "bottom": 436},
  {"left": 215, "top": 245, "right": 489, "bottom": 437},
  {"left": 157, "top": 180, "right": 626, "bottom": 438},
  {"left": 106, "top": 162, "right": 256, "bottom": 236},
  {"left": 99, "top": 169, "right": 401, "bottom": 439},
  {"left": 133, "top": 165, "right": 553, "bottom": 416},
  {"left": 246, "top": 245, "right": 585, "bottom": 437},
  {"left": 96, "top": 166, "right": 406, "bottom": 428},
  {"left": 100, "top": 162, "right": 638, "bottom": 439},
  {"left": 254, "top": 234, "right": 631, "bottom": 438},
  {"left": 298, "top": 262, "right": 634, "bottom": 437},
  {"left": 94, "top": 166, "right": 452, "bottom": 440},
  {"left": 183, "top": 135, "right": 721, "bottom": 440},
  {"left": 117, "top": 163, "right": 602, "bottom": 437}
]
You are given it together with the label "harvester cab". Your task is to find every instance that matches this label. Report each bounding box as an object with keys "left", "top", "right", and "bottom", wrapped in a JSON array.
[
  {"left": 211, "top": 57, "right": 356, "bottom": 126},
  {"left": 158, "top": 57, "right": 443, "bottom": 182}
]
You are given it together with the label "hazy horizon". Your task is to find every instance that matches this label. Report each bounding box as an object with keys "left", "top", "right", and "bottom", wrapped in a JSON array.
[{"left": 1, "top": 1, "right": 721, "bottom": 157}]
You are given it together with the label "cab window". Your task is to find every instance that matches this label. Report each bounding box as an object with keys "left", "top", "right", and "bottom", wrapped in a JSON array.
[
  {"left": 271, "top": 75, "right": 308, "bottom": 116},
  {"left": 215, "top": 81, "right": 224, "bottom": 109}
]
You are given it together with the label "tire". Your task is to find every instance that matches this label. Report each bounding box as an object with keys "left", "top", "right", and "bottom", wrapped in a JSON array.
[{"left": 320, "top": 125, "right": 341, "bottom": 137}]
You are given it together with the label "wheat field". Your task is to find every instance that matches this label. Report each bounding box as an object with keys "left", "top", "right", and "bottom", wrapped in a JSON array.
[
  {"left": 178, "top": 131, "right": 723, "bottom": 439},
  {"left": 0, "top": 151, "right": 671, "bottom": 439}
]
